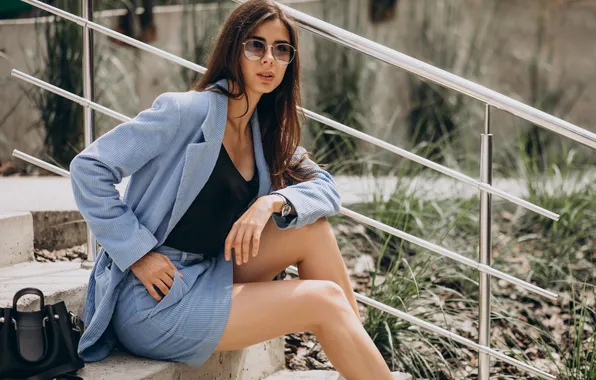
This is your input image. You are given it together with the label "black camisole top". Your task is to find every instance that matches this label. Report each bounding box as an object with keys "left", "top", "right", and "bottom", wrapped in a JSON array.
[{"left": 163, "top": 144, "right": 259, "bottom": 257}]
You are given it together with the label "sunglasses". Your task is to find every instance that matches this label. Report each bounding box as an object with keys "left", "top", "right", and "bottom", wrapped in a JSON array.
[{"left": 242, "top": 38, "right": 296, "bottom": 65}]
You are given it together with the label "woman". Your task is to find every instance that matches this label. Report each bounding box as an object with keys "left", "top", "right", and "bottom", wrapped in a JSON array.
[{"left": 70, "top": 0, "right": 394, "bottom": 378}]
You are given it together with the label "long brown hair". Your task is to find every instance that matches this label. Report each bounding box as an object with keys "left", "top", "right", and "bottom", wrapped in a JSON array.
[{"left": 192, "top": 0, "right": 318, "bottom": 191}]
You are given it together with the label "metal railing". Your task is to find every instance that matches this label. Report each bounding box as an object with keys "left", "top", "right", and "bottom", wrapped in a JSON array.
[
  {"left": 81, "top": 0, "right": 96, "bottom": 263},
  {"left": 10, "top": 0, "right": 596, "bottom": 379}
]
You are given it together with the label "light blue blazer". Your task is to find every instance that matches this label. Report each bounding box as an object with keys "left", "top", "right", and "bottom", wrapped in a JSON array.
[{"left": 69, "top": 79, "right": 342, "bottom": 362}]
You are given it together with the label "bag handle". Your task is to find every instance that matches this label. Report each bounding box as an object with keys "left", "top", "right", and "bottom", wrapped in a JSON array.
[{"left": 12, "top": 287, "right": 45, "bottom": 311}]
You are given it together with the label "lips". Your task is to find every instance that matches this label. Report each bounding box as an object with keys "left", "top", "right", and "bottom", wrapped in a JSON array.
[{"left": 257, "top": 71, "right": 275, "bottom": 80}]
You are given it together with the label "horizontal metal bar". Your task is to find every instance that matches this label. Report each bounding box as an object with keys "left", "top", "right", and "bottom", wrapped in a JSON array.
[
  {"left": 340, "top": 207, "right": 558, "bottom": 300},
  {"left": 302, "top": 109, "right": 560, "bottom": 221},
  {"left": 19, "top": 0, "right": 560, "bottom": 222},
  {"left": 237, "top": 0, "right": 596, "bottom": 150},
  {"left": 19, "top": 0, "right": 207, "bottom": 75},
  {"left": 12, "top": 150, "right": 70, "bottom": 178},
  {"left": 284, "top": 265, "right": 556, "bottom": 380},
  {"left": 11, "top": 70, "right": 130, "bottom": 123}
]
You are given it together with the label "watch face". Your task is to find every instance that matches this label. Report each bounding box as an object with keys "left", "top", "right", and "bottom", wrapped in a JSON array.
[{"left": 282, "top": 204, "right": 291, "bottom": 216}]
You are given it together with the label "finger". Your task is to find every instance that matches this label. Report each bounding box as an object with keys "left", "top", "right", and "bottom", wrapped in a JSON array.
[
  {"left": 159, "top": 272, "right": 174, "bottom": 288},
  {"left": 154, "top": 279, "right": 170, "bottom": 298},
  {"left": 234, "top": 226, "right": 247, "bottom": 265},
  {"left": 242, "top": 228, "right": 253, "bottom": 264},
  {"left": 163, "top": 265, "right": 175, "bottom": 280},
  {"left": 225, "top": 225, "right": 237, "bottom": 262},
  {"left": 154, "top": 286, "right": 166, "bottom": 299},
  {"left": 165, "top": 256, "right": 183, "bottom": 278},
  {"left": 252, "top": 230, "right": 261, "bottom": 257},
  {"left": 144, "top": 281, "right": 162, "bottom": 302},
  {"left": 152, "top": 253, "right": 173, "bottom": 279}
]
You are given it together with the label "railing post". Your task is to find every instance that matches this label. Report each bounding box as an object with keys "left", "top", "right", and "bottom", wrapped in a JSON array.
[
  {"left": 82, "top": 0, "right": 97, "bottom": 264},
  {"left": 479, "top": 104, "right": 493, "bottom": 379}
]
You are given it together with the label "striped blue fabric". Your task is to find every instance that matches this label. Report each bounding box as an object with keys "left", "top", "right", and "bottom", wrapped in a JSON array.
[
  {"left": 69, "top": 78, "right": 342, "bottom": 364},
  {"left": 112, "top": 245, "right": 233, "bottom": 366}
]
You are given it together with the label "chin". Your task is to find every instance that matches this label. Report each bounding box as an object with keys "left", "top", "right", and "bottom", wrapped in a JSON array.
[{"left": 248, "top": 82, "right": 279, "bottom": 95}]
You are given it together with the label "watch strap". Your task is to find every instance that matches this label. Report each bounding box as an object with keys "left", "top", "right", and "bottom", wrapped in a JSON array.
[{"left": 272, "top": 193, "right": 292, "bottom": 217}]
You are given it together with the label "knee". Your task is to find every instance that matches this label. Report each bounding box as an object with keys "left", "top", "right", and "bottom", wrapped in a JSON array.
[
  {"left": 319, "top": 279, "right": 344, "bottom": 298},
  {"left": 307, "top": 280, "right": 352, "bottom": 331}
]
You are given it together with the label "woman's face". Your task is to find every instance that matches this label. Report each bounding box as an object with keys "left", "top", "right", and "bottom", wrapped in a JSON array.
[{"left": 240, "top": 18, "right": 292, "bottom": 96}]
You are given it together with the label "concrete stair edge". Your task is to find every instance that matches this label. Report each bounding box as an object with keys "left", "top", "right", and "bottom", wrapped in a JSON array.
[
  {"left": 265, "top": 370, "right": 412, "bottom": 380},
  {"left": 0, "top": 261, "right": 89, "bottom": 313},
  {"left": 0, "top": 212, "right": 35, "bottom": 268},
  {"left": 79, "top": 336, "right": 285, "bottom": 380}
]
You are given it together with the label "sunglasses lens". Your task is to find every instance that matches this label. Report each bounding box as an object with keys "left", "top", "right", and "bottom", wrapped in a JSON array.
[
  {"left": 274, "top": 44, "right": 295, "bottom": 65},
  {"left": 243, "top": 39, "right": 295, "bottom": 65},
  {"left": 244, "top": 40, "right": 265, "bottom": 61}
]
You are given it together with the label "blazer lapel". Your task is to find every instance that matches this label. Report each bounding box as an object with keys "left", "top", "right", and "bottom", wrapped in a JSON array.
[{"left": 163, "top": 79, "right": 272, "bottom": 241}]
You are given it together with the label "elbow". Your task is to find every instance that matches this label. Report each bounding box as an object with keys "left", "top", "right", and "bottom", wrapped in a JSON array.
[
  {"left": 328, "top": 177, "right": 342, "bottom": 214},
  {"left": 69, "top": 155, "right": 92, "bottom": 191},
  {"left": 68, "top": 156, "right": 87, "bottom": 197},
  {"left": 69, "top": 149, "right": 87, "bottom": 173},
  {"left": 69, "top": 156, "right": 81, "bottom": 180},
  {"left": 69, "top": 154, "right": 89, "bottom": 185},
  {"left": 332, "top": 189, "right": 342, "bottom": 214}
]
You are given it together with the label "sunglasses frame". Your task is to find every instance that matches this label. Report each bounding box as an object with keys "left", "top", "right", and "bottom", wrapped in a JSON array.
[{"left": 242, "top": 38, "right": 296, "bottom": 66}]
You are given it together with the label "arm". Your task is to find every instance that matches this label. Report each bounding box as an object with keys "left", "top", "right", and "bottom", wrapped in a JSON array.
[
  {"left": 268, "top": 146, "right": 341, "bottom": 230},
  {"left": 69, "top": 93, "right": 182, "bottom": 272}
]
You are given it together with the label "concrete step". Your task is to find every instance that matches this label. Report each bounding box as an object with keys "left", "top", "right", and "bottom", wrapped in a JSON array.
[
  {"left": 265, "top": 370, "right": 412, "bottom": 380},
  {"left": 0, "top": 261, "right": 89, "bottom": 313},
  {"left": 0, "top": 261, "right": 285, "bottom": 379},
  {"left": 79, "top": 337, "right": 284, "bottom": 380},
  {"left": 0, "top": 212, "right": 34, "bottom": 268}
]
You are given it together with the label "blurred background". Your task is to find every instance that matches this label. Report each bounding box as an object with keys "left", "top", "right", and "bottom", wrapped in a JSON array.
[
  {"left": 1, "top": 0, "right": 595, "bottom": 176},
  {"left": 0, "top": 1, "right": 594, "bottom": 379}
]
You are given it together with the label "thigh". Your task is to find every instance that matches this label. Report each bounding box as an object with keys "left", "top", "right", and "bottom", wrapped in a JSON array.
[
  {"left": 232, "top": 216, "right": 328, "bottom": 284},
  {"left": 214, "top": 279, "right": 349, "bottom": 352}
]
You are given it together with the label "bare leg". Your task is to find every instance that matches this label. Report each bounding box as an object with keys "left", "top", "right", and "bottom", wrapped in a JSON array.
[
  {"left": 233, "top": 217, "right": 360, "bottom": 318},
  {"left": 221, "top": 217, "right": 393, "bottom": 379},
  {"left": 213, "top": 279, "right": 393, "bottom": 380},
  {"left": 293, "top": 218, "right": 361, "bottom": 319}
]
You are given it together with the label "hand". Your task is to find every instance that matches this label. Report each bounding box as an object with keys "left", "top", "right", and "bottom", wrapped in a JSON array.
[
  {"left": 130, "top": 251, "right": 184, "bottom": 302},
  {"left": 225, "top": 196, "right": 278, "bottom": 265}
]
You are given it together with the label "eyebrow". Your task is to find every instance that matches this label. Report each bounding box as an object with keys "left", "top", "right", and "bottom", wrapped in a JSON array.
[{"left": 249, "top": 35, "right": 290, "bottom": 44}]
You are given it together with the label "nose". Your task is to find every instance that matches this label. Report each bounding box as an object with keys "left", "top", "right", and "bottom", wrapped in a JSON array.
[{"left": 261, "top": 45, "right": 275, "bottom": 65}]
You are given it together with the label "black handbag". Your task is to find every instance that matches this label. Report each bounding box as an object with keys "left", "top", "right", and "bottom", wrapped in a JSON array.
[{"left": 0, "top": 288, "right": 85, "bottom": 380}]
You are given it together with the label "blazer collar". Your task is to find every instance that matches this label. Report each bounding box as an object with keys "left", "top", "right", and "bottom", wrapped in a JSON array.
[{"left": 203, "top": 78, "right": 272, "bottom": 197}]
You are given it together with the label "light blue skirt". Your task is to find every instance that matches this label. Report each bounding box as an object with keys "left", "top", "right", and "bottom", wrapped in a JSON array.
[{"left": 112, "top": 244, "right": 233, "bottom": 367}]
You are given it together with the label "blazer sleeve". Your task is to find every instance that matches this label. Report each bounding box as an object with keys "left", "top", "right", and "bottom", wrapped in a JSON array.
[
  {"left": 69, "top": 93, "right": 182, "bottom": 272},
  {"left": 269, "top": 146, "right": 341, "bottom": 230}
]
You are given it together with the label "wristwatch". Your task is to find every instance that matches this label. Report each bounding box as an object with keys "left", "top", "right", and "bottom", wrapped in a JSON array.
[{"left": 273, "top": 193, "right": 292, "bottom": 217}]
